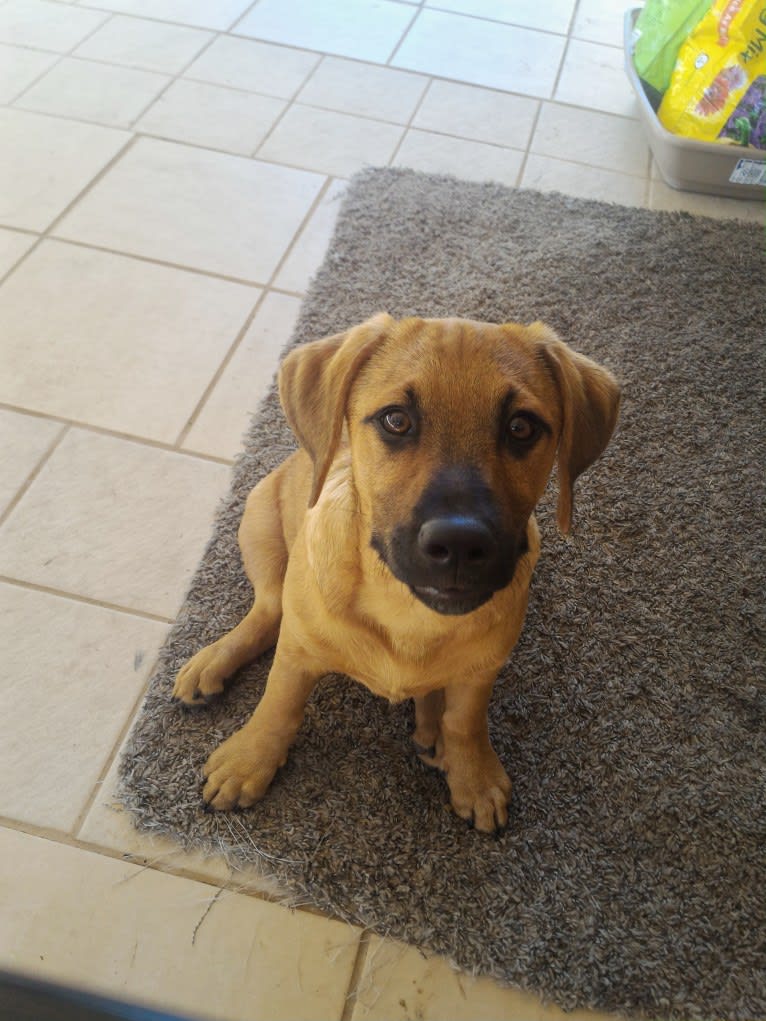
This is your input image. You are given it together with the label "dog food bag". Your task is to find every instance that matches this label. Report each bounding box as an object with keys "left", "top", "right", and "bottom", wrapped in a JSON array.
[
  {"left": 658, "top": 0, "right": 766, "bottom": 145},
  {"left": 720, "top": 73, "right": 766, "bottom": 145},
  {"left": 633, "top": 0, "right": 713, "bottom": 95}
]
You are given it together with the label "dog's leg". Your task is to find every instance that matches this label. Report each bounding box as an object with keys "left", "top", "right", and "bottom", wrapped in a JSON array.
[
  {"left": 412, "top": 691, "right": 444, "bottom": 758},
  {"left": 438, "top": 679, "right": 512, "bottom": 833},
  {"left": 173, "top": 475, "right": 287, "bottom": 706},
  {"left": 201, "top": 636, "right": 322, "bottom": 810}
]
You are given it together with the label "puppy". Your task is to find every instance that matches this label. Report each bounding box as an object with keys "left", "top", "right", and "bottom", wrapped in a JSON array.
[{"left": 173, "top": 314, "right": 620, "bottom": 832}]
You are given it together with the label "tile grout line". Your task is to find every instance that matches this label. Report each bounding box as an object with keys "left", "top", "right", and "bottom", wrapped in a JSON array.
[
  {"left": 0, "top": 813, "right": 363, "bottom": 928},
  {"left": 387, "top": 74, "right": 434, "bottom": 166},
  {"left": 0, "top": 400, "right": 237, "bottom": 466},
  {"left": 514, "top": 98, "right": 545, "bottom": 189},
  {"left": 173, "top": 173, "right": 335, "bottom": 448},
  {"left": 3, "top": 60, "right": 649, "bottom": 166},
  {"left": 277, "top": 92, "right": 432, "bottom": 132},
  {"left": 568, "top": 0, "right": 584, "bottom": 37},
  {"left": 0, "top": 128, "right": 140, "bottom": 288},
  {"left": 9, "top": 61, "right": 646, "bottom": 139},
  {"left": 172, "top": 286, "right": 271, "bottom": 449},
  {"left": 4, "top": 7, "right": 115, "bottom": 107},
  {"left": 0, "top": 243, "right": 34, "bottom": 290},
  {"left": 259, "top": 171, "right": 338, "bottom": 287},
  {"left": 1, "top": 103, "right": 656, "bottom": 218},
  {"left": 44, "top": 234, "right": 268, "bottom": 288},
  {"left": 385, "top": 1, "right": 423, "bottom": 67},
  {"left": 226, "top": 0, "right": 265, "bottom": 35},
  {"left": 127, "top": 70, "right": 198, "bottom": 134},
  {"left": 643, "top": 148, "right": 654, "bottom": 205},
  {"left": 5, "top": 50, "right": 64, "bottom": 107},
  {"left": 340, "top": 930, "right": 372, "bottom": 1021},
  {"left": 0, "top": 575, "right": 175, "bottom": 625},
  {"left": 396, "top": 2, "right": 579, "bottom": 43},
  {"left": 0, "top": 72, "right": 137, "bottom": 288},
  {"left": 123, "top": 14, "right": 234, "bottom": 132},
  {"left": 550, "top": 31, "right": 573, "bottom": 107},
  {"left": 69, "top": 646, "right": 167, "bottom": 839},
  {"left": 0, "top": 423, "right": 69, "bottom": 530},
  {"left": 250, "top": 51, "right": 324, "bottom": 159}
]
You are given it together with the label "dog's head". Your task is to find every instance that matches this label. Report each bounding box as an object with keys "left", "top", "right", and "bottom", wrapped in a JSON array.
[{"left": 280, "top": 314, "right": 620, "bottom": 615}]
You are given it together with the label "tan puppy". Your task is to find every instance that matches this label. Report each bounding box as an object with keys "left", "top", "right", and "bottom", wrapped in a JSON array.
[{"left": 173, "top": 314, "right": 620, "bottom": 832}]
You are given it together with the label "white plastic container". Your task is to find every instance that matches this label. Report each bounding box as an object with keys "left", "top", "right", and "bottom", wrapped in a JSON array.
[{"left": 624, "top": 8, "right": 765, "bottom": 200}]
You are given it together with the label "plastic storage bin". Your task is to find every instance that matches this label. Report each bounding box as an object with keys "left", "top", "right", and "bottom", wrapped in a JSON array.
[{"left": 624, "top": 8, "right": 765, "bottom": 200}]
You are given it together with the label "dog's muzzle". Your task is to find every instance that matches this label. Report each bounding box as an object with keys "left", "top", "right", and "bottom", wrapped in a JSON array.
[
  {"left": 407, "top": 516, "right": 495, "bottom": 613},
  {"left": 372, "top": 466, "right": 524, "bottom": 615}
]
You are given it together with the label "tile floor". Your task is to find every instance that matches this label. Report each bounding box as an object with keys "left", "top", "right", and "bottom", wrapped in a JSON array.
[{"left": 0, "top": 1, "right": 762, "bottom": 1018}]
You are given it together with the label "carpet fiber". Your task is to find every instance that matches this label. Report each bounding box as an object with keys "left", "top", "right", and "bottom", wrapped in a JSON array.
[{"left": 119, "top": 169, "right": 765, "bottom": 1021}]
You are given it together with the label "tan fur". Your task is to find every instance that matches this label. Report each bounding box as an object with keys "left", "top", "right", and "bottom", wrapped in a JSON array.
[{"left": 173, "top": 315, "right": 620, "bottom": 832}]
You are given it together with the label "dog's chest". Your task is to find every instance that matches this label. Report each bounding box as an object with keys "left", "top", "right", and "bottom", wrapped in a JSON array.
[
  {"left": 343, "top": 638, "right": 483, "bottom": 702},
  {"left": 336, "top": 591, "right": 509, "bottom": 702}
]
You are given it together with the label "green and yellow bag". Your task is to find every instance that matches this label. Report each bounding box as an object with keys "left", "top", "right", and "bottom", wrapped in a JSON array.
[
  {"left": 633, "top": 0, "right": 713, "bottom": 96},
  {"left": 658, "top": 0, "right": 766, "bottom": 144}
]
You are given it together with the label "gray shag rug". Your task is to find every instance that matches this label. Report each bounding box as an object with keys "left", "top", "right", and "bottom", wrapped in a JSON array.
[{"left": 119, "top": 168, "right": 765, "bottom": 1021}]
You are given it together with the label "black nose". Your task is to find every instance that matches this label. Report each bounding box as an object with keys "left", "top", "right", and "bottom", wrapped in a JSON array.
[{"left": 417, "top": 516, "right": 497, "bottom": 570}]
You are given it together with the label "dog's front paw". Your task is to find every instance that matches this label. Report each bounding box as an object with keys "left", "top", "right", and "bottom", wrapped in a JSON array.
[
  {"left": 173, "top": 642, "right": 235, "bottom": 706},
  {"left": 446, "top": 751, "right": 512, "bottom": 834},
  {"left": 202, "top": 725, "right": 287, "bottom": 811}
]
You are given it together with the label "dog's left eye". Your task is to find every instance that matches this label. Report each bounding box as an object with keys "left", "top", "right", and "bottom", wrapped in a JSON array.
[
  {"left": 507, "top": 414, "right": 539, "bottom": 444},
  {"left": 380, "top": 409, "right": 413, "bottom": 435}
]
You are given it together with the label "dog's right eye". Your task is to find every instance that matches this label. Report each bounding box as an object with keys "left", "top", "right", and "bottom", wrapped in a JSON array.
[{"left": 379, "top": 409, "right": 413, "bottom": 435}]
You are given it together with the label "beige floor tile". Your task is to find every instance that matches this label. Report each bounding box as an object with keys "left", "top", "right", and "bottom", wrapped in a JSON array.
[
  {"left": 298, "top": 57, "right": 428, "bottom": 124},
  {"left": 0, "top": 0, "right": 108, "bottom": 51},
  {"left": 137, "top": 79, "right": 286, "bottom": 156},
  {"left": 16, "top": 57, "right": 169, "bottom": 129},
  {"left": 0, "top": 108, "right": 129, "bottom": 232},
  {"left": 258, "top": 105, "right": 404, "bottom": 178},
  {"left": 394, "top": 9, "right": 566, "bottom": 97},
  {"left": 0, "top": 408, "right": 61, "bottom": 517},
  {"left": 0, "top": 429, "right": 231, "bottom": 617},
  {"left": 531, "top": 103, "right": 649, "bottom": 177},
  {"left": 521, "top": 153, "right": 647, "bottom": 205},
  {"left": 555, "top": 39, "right": 637, "bottom": 117},
  {"left": 234, "top": 0, "right": 415, "bottom": 64},
  {"left": 183, "top": 291, "right": 302, "bottom": 461},
  {"left": 423, "top": 0, "right": 576, "bottom": 34},
  {"left": 274, "top": 178, "right": 348, "bottom": 294},
  {"left": 395, "top": 129, "right": 524, "bottom": 186},
  {"left": 648, "top": 177, "right": 765, "bottom": 224},
  {"left": 0, "top": 241, "right": 258, "bottom": 442},
  {"left": 184, "top": 34, "right": 320, "bottom": 99},
  {"left": 413, "top": 79, "right": 539, "bottom": 150},
  {"left": 0, "top": 42, "right": 57, "bottom": 103},
  {"left": 76, "top": 0, "right": 254, "bottom": 32},
  {"left": 352, "top": 937, "right": 620, "bottom": 1020},
  {"left": 0, "top": 226, "right": 36, "bottom": 278},
  {"left": 0, "top": 827, "right": 361, "bottom": 1021},
  {"left": 79, "top": 744, "right": 287, "bottom": 900},
  {"left": 55, "top": 137, "right": 325, "bottom": 282},
  {"left": 73, "top": 14, "right": 213, "bottom": 74},
  {"left": 0, "top": 583, "right": 168, "bottom": 830},
  {"left": 572, "top": 0, "right": 626, "bottom": 47}
]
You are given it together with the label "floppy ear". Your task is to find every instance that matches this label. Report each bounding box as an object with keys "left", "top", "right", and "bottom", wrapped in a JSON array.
[
  {"left": 279, "top": 313, "right": 394, "bottom": 507},
  {"left": 535, "top": 326, "right": 621, "bottom": 535}
]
